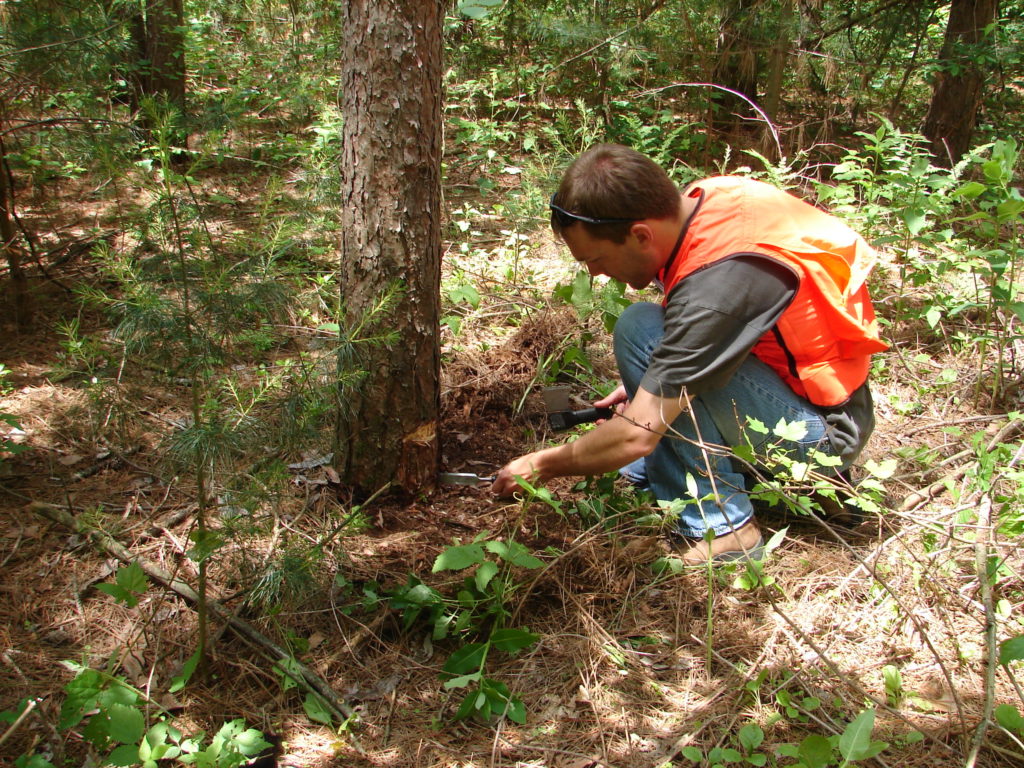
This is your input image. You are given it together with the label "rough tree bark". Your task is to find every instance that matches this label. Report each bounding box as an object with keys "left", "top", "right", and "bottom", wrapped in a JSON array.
[
  {"left": 922, "top": 0, "right": 999, "bottom": 165},
  {"left": 335, "top": 1, "right": 444, "bottom": 496}
]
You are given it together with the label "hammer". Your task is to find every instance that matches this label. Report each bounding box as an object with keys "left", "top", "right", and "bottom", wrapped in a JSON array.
[{"left": 541, "top": 385, "right": 614, "bottom": 432}]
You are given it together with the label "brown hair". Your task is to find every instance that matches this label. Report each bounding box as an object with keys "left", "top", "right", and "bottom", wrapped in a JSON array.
[{"left": 551, "top": 144, "right": 681, "bottom": 244}]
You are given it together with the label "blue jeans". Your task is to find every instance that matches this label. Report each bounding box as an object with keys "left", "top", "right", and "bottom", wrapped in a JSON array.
[{"left": 615, "top": 302, "right": 839, "bottom": 538}]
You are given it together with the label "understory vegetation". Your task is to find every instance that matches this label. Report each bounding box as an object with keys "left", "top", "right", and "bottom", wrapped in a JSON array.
[{"left": 2, "top": 2, "right": 1024, "bottom": 767}]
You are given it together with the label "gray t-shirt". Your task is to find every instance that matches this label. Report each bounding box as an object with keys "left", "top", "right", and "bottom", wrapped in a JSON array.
[{"left": 638, "top": 254, "right": 874, "bottom": 463}]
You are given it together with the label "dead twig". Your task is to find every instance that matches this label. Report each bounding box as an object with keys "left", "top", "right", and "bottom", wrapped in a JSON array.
[
  {"left": 27, "top": 500, "right": 365, "bottom": 753},
  {"left": 0, "top": 697, "right": 38, "bottom": 750}
]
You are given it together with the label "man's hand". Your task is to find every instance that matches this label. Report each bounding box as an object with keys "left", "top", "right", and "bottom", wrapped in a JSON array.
[
  {"left": 594, "top": 384, "right": 629, "bottom": 420},
  {"left": 489, "top": 387, "right": 686, "bottom": 499},
  {"left": 490, "top": 452, "right": 544, "bottom": 497}
]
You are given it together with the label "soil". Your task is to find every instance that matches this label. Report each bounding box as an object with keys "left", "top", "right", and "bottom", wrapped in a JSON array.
[{"left": 1, "top": 179, "right": 1022, "bottom": 768}]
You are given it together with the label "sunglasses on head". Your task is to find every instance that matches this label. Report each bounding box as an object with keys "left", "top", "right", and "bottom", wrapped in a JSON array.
[{"left": 549, "top": 194, "right": 636, "bottom": 228}]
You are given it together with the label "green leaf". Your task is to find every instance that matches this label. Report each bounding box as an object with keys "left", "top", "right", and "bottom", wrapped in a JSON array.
[
  {"left": 772, "top": 418, "right": 808, "bottom": 441},
  {"left": 651, "top": 556, "right": 684, "bottom": 575},
  {"left": 506, "top": 696, "right": 527, "bottom": 724},
  {"left": 96, "top": 583, "right": 133, "bottom": 606},
  {"left": 117, "top": 562, "right": 148, "bottom": 594},
  {"left": 490, "top": 628, "right": 539, "bottom": 653},
  {"left": 745, "top": 418, "right": 768, "bottom": 434},
  {"left": 186, "top": 529, "right": 224, "bottom": 563},
  {"left": 97, "top": 680, "right": 137, "bottom": 709},
  {"left": 0, "top": 699, "right": 32, "bottom": 725},
  {"left": 862, "top": 458, "right": 897, "bottom": 479},
  {"left": 685, "top": 473, "right": 699, "bottom": 499},
  {"left": 169, "top": 648, "right": 201, "bottom": 693},
  {"left": 60, "top": 668, "right": 104, "bottom": 729},
  {"left": 680, "top": 745, "right": 704, "bottom": 762},
  {"left": 901, "top": 209, "right": 927, "bottom": 236},
  {"left": 273, "top": 656, "right": 304, "bottom": 691},
  {"left": 108, "top": 744, "right": 141, "bottom": 766},
  {"left": 484, "top": 540, "right": 543, "bottom": 569},
  {"left": 443, "top": 643, "right": 487, "bottom": 676},
  {"left": 447, "top": 284, "right": 481, "bottom": 309},
  {"left": 996, "top": 199, "right": 1024, "bottom": 221},
  {"left": 762, "top": 526, "right": 788, "bottom": 556},
  {"left": 738, "top": 723, "right": 764, "bottom": 752},
  {"left": 954, "top": 181, "right": 987, "bottom": 199},
  {"left": 15, "top": 756, "right": 56, "bottom": 768},
  {"left": 999, "top": 635, "right": 1024, "bottom": 665},
  {"left": 232, "top": 726, "right": 271, "bottom": 756},
  {"left": 475, "top": 560, "right": 498, "bottom": 591},
  {"left": 444, "top": 671, "right": 482, "bottom": 690},
  {"left": 433, "top": 543, "right": 485, "bottom": 572},
  {"left": 797, "top": 734, "right": 833, "bottom": 768},
  {"left": 995, "top": 703, "right": 1024, "bottom": 733},
  {"left": 776, "top": 743, "right": 799, "bottom": 758},
  {"left": 454, "top": 690, "right": 478, "bottom": 720},
  {"left": 106, "top": 702, "right": 145, "bottom": 743},
  {"left": 303, "top": 693, "right": 333, "bottom": 725},
  {"left": 838, "top": 709, "right": 876, "bottom": 761}
]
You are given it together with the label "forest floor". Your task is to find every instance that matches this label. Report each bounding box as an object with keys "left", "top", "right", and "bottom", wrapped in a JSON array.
[{"left": 1, "top": 166, "right": 1023, "bottom": 768}]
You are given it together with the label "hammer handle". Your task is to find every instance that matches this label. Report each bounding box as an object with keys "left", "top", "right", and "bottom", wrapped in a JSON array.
[{"left": 550, "top": 406, "right": 614, "bottom": 431}]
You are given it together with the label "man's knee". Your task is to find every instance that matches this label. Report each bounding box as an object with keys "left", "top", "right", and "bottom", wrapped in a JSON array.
[{"left": 613, "top": 302, "right": 665, "bottom": 389}]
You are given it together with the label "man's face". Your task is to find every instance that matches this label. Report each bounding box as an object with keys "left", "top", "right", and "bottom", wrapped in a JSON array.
[{"left": 560, "top": 223, "right": 659, "bottom": 290}]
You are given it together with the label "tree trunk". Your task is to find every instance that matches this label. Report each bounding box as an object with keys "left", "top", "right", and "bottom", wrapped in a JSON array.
[
  {"left": 922, "top": 0, "right": 998, "bottom": 165},
  {"left": 0, "top": 140, "right": 31, "bottom": 331},
  {"left": 144, "top": 0, "right": 186, "bottom": 110},
  {"left": 130, "top": 0, "right": 186, "bottom": 147},
  {"left": 335, "top": 0, "right": 444, "bottom": 496},
  {"left": 709, "top": 0, "right": 762, "bottom": 137},
  {"left": 762, "top": 0, "right": 793, "bottom": 120},
  {"left": 760, "top": 0, "right": 795, "bottom": 159}
]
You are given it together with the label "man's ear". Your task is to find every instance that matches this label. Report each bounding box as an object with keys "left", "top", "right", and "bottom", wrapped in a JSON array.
[{"left": 629, "top": 221, "right": 655, "bottom": 246}]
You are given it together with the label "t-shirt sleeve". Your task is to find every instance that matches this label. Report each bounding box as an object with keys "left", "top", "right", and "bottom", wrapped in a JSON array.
[{"left": 638, "top": 255, "right": 798, "bottom": 399}]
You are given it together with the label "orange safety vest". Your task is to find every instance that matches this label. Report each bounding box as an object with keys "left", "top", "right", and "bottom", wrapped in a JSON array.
[{"left": 658, "top": 176, "right": 888, "bottom": 407}]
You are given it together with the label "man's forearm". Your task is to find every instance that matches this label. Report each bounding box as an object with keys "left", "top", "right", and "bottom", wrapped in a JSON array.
[{"left": 491, "top": 388, "right": 685, "bottom": 496}]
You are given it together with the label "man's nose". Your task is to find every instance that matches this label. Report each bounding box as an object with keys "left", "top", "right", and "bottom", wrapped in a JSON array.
[{"left": 585, "top": 261, "right": 601, "bottom": 277}]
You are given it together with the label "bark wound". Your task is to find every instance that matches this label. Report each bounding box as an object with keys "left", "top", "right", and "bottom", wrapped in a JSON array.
[{"left": 397, "top": 421, "right": 438, "bottom": 490}]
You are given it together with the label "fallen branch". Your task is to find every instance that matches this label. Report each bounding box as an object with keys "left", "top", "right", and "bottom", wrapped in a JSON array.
[
  {"left": 28, "top": 500, "right": 363, "bottom": 752},
  {"left": 900, "top": 418, "right": 1023, "bottom": 511}
]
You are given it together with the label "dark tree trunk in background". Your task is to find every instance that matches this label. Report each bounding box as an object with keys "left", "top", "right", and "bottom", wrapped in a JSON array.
[
  {"left": 131, "top": 0, "right": 186, "bottom": 146},
  {"left": 760, "top": 0, "right": 795, "bottom": 159},
  {"left": 0, "top": 140, "right": 31, "bottom": 331},
  {"left": 335, "top": 0, "right": 444, "bottom": 495},
  {"left": 709, "top": 0, "right": 761, "bottom": 136},
  {"left": 923, "top": 0, "right": 998, "bottom": 165}
]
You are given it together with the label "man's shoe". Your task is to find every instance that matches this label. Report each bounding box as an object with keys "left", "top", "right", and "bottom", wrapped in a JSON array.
[{"left": 671, "top": 519, "right": 765, "bottom": 565}]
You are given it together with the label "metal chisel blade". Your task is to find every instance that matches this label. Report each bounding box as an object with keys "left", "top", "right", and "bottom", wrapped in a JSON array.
[{"left": 439, "top": 472, "right": 495, "bottom": 487}]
